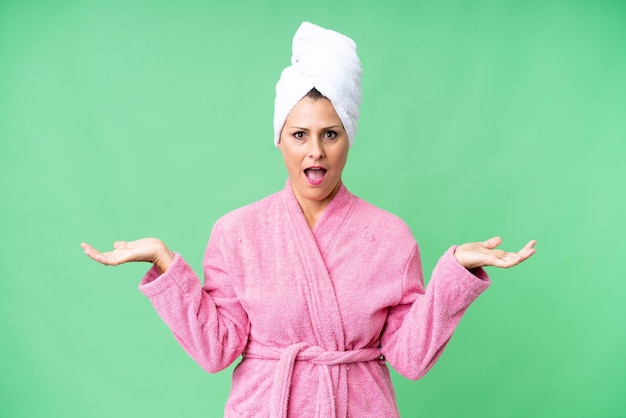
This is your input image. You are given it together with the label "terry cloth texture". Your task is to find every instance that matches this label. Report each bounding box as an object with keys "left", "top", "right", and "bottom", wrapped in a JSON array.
[{"left": 139, "top": 183, "right": 491, "bottom": 417}]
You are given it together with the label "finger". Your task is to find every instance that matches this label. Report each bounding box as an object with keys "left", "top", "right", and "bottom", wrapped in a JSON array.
[
  {"left": 517, "top": 249, "right": 536, "bottom": 262},
  {"left": 82, "top": 244, "right": 109, "bottom": 264},
  {"left": 522, "top": 240, "right": 537, "bottom": 251},
  {"left": 90, "top": 250, "right": 128, "bottom": 266},
  {"left": 483, "top": 236, "right": 502, "bottom": 249},
  {"left": 516, "top": 240, "right": 537, "bottom": 260},
  {"left": 81, "top": 242, "right": 100, "bottom": 258},
  {"left": 503, "top": 247, "right": 537, "bottom": 267},
  {"left": 81, "top": 243, "right": 123, "bottom": 266},
  {"left": 113, "top": 241, "right": 128, "bottom": 249},
  {"left": 493, "top": 253, "right": 524, "bottom": 268}
]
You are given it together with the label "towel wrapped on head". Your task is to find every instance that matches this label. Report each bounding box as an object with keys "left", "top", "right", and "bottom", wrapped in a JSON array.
[{"left": 274, "top": 22, "right": 362, "bottom": 147}]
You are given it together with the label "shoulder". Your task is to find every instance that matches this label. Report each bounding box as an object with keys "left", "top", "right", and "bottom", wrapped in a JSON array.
[
  {"left": 212, "top": 189, "right": 283, "bottom": 234},
  {"left": 344, "top": 192, "right": 417, "bottom": 257},
  {"left": 345, "top": 192, "right": 419, "bottom": 275},
  {"left": 351, "top": 194, "right": 415, "bottom": 243}
]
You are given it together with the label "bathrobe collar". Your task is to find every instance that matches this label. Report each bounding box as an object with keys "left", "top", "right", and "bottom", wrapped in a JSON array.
[
  {"left": 281, "top": 180, "right": 356, "bottom": 351},
  {"left": 283, "top": 180, "right": 356, "bottom": 250},
  {"left": 280, "top": 180, "right": 357, "bottom": 416}
]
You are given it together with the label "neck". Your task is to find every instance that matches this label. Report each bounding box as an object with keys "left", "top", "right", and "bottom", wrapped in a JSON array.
[{"left": 291, "top": 182, "right": 342, "bottom": 229}]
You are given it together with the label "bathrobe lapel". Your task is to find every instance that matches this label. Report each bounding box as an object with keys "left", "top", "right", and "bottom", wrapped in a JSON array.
[
  {"left": 282, "top": 182, "right": 356, "bottom": 417},
  {"left": 282, "top": 182, "right": 354, "bottom": 351}
]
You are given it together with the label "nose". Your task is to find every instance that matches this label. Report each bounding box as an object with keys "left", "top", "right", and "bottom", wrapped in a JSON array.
[{"left": 308, "top": 137, "right": 325, "bottom": 160}]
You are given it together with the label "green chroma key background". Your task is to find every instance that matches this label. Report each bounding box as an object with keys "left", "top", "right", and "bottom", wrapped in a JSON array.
[{"left": 1, "top": 0, "right": 624, "bottom": 416}]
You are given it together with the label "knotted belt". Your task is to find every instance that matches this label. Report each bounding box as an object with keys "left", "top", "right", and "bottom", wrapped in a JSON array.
[{"left": 243, "top": 342, "right": 383, "bottom": 418}]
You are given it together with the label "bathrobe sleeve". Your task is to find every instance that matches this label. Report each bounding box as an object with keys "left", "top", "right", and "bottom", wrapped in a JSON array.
[
  {"left": 380, "top": 245, "right": 491, "bottom": 380},
  {"left": 138, "top": 222, "right": 250, "bottom": 373}
]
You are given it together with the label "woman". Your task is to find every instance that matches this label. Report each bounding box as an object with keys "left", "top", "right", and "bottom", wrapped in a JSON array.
[{"left": 82, "top": 22, "right": 535, "bottom": 417}]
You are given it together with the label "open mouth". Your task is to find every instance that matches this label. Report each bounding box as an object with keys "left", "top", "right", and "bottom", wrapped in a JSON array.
[{"left": 304, "top": 167, "right": 327, "bottom": 185}]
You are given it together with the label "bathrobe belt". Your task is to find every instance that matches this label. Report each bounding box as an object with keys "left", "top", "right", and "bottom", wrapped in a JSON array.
[{"left": 244, "top": 341, "right": 383, "bottom": 418}]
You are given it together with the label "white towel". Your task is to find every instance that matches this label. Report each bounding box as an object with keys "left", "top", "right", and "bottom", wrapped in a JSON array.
[{"left": 273, "top": 22, "right": 362, "bottom": 147}]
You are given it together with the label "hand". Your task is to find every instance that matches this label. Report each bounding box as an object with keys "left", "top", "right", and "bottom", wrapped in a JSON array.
[
  {"left": 81, "top": 238, "right": 174, "bottom": 274},
  {"left": 454, "top": 237, "right": 536, "bottom": 270}
]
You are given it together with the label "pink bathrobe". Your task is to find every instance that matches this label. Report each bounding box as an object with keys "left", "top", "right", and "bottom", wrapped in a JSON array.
[{"left": 139, "top": 182, "right": 490, "bottom": 417}]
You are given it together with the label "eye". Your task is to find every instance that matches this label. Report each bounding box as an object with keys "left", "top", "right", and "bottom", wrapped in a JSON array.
[
  {"left": 324, "top": 130, "right": 337, "bottom": 140},
  {"left": 293, "top": 131, "right": 305, "bottom": 140}
]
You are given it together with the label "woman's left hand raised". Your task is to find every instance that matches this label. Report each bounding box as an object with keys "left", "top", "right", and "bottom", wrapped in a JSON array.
[{"left": 454, "top": 237, "right": 536, "bottom": 270}]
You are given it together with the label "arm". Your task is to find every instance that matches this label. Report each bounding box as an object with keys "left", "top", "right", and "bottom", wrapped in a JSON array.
[
  {"left": 381, "top": 238, "right": 536, "bottom": 380},
  {"left": 81, "top": 229, "right": 250, "bottom": 373},
  {"left": 139, "top": 242, "right": 250, "bottom": 373},
  {"left": 381, "top": 245, "right": 490, "bottom": 380}
]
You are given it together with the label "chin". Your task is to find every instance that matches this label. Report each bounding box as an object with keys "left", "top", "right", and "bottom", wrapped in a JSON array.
[{"left": 306, "top": 191, "right": 332, "bottom": 202}]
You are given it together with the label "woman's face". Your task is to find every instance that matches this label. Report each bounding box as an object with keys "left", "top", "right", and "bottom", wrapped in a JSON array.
[{"left": 278, "top": 97, "right": 349, "bottom": 209}]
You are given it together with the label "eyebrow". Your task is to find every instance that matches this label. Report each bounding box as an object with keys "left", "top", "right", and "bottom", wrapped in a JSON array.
[{"left": 287, "top": 125, "right": 342, "bottom": 131}]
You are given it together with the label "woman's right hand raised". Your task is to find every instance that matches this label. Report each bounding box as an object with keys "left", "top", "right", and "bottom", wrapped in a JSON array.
[{"left": 81, "top": 238, "right": 174, "bottom": 274}]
